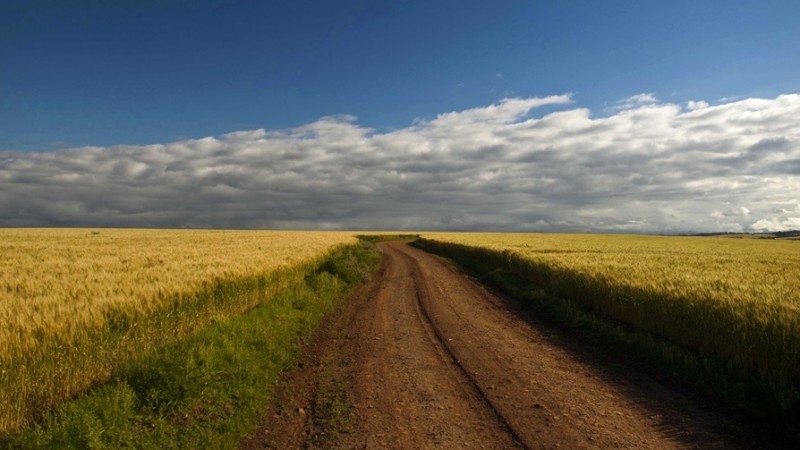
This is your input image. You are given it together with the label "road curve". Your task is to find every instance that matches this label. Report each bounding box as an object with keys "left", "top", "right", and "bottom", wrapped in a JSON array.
[{"left": 338, "top": 241, "right": 753, "bottom": 449}]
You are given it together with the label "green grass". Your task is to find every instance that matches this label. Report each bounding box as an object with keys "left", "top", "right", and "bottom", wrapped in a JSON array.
[
  {"left": 1, "top": 241, "right": 380, "bottom": 449},
  {"left": 307, "top": 366, "right": 353, "bottom": 447}
]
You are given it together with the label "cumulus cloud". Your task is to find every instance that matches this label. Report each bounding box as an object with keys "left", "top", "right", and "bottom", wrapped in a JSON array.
[
  {"left": 750, "top": 217, "right": 800, "bottom": 232},
  {"left": 1, "top": 93, "right": 799, "bottom": 233}
]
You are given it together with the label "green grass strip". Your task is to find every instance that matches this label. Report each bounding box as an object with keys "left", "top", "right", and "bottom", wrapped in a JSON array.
[{"left": 2, "top": 242, "right": 379, "bottom": 449}]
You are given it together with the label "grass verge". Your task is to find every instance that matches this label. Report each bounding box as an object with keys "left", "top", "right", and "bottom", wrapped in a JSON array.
[
  {"left": 1, "top": 241, "right": 380, "bottom": 449},
  {"left": 413, "top": 238, "right": 799, "bottom": 442}
]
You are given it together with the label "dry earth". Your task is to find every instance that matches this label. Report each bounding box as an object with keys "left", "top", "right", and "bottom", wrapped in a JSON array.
[{"left": 243, "top": 241, "right": 785, "bottom": 449}]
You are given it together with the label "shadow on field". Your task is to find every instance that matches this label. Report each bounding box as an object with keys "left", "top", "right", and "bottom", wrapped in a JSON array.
[{"left": 414, "top": 240, "right": 794, "bottom": 449}]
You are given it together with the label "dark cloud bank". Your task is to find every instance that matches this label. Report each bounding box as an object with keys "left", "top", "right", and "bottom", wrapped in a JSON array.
[{"left": 2, "top": 94, "right": 799, "bottom": 233}]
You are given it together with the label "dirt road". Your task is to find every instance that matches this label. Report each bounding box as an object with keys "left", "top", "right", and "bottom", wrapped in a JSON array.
[{"left": 244, "top": 241, "right": 777, "bottom": 449}]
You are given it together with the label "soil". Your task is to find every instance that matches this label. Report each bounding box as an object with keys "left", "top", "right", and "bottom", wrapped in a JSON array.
[{"left": 242, "top": 241, "right": 787, "bottom": 449}]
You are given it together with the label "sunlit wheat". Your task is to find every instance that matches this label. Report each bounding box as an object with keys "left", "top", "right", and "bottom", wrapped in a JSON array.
[{"left": 0, "top": 228, "right": 357, "bottom": 433}]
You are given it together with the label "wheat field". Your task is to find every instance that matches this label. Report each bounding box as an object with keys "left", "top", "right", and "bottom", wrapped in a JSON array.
[
  {"left": 420, "top": 232, "right": 800, "bottom": 392},
  {"left": 5, "top": 229, "right": 799, "bottom": 433},
  {"left": 0, "top": 228, "right": 357, "bottom": 433}
]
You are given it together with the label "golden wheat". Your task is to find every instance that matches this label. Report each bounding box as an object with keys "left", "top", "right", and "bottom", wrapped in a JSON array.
[
  {"left": 420, "top": 233, "right": 800, "bottom": 306},
  {"left": 420, "top": 232, "right": 800, "bottom": 390},
  {"left": 0, "top": 228, "right": 357, "bottom": 432}
]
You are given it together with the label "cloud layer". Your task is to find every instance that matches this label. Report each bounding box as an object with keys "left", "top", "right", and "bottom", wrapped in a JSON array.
[{"left": 2, "top": 93, "right": 799, "bottom": 233}]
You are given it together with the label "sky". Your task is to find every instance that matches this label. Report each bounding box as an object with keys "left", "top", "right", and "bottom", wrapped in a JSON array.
[{"left": 1, "top": 0, "right": 799, "bottom": 233}]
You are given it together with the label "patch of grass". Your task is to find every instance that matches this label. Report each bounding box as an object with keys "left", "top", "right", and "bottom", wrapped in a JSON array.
[
  {"left": 308, "top": 371, "right": 353, "bottom": 447},
  {"left": 1, "top": 242, "right": 380, "bottom": 449}
]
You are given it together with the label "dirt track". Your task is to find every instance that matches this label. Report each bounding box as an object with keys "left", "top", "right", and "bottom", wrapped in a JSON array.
[{"left": 244, "top": 241, "right": 779, "bottom": 449}]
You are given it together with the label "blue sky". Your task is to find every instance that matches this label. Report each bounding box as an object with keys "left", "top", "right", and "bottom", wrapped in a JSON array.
[
  {"left": 2, "top": 1, "right": 799, "bottom": 233},
  {"left": 3, "top": 0, "right": 798, "bottom": 151}
]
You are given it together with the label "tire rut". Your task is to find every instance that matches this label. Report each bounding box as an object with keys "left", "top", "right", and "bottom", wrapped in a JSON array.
[
  {"left": 395, "top": 247, "right": 530, "bottom": 449},
  {"left": 338, "top": 243, "right": 522, "bottom": 449}
]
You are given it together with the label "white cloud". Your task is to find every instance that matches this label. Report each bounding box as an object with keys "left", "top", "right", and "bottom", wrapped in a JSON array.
[
  {"left": 628, "top": 93, "right": 658, "bottom": 103},
  {"left": 612, "top": 93, "right": 659, "bottom": 111},
  {"left": 222, "top": 129, "right": 267, "bottom": 142},
  {"left": 1, "top": 93, "right": 799, "bottom": 233},
  {"left": 687, "top": 100, "right": 709, "bottom": 111},
  {"left": 785, "top": 217, "right": 800, "bottom": 229},
  {"left": 750, "top": 218, "right": 788, "bottom": 232}
]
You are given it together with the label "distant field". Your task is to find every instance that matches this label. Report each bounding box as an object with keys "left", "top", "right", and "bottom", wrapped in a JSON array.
[
  {"left": 419, "top": 233, "right": 800, "bottom": 405},
  {"left": 0, "top": 229, "right": 357, "bottom": 433}
]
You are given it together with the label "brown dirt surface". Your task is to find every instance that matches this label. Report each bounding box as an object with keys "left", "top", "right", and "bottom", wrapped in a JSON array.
[{"left": 243, "top": 241, "right": 787, "bottom": 449}]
